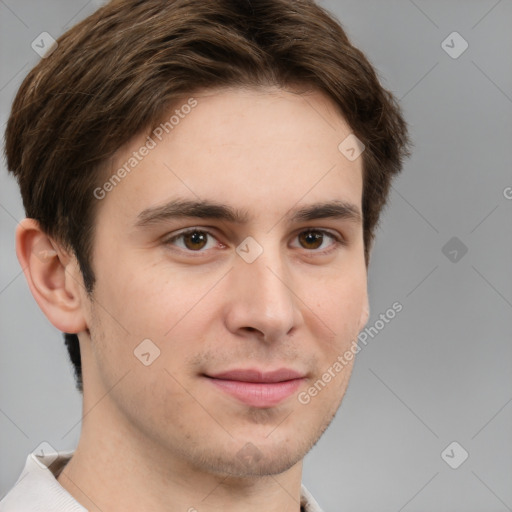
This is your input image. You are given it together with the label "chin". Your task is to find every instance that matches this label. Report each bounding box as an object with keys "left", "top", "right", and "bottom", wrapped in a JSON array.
[
  {"left": 186, "top": 430, "right": 322, "bottom": 478},
  {"left": 210, "top": 448, "right": 303, "bottom": 478}
]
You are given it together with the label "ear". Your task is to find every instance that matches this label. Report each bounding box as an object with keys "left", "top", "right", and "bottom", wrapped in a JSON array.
[{"left": 15, "top": 218, "right": 88, "bottom": 334}]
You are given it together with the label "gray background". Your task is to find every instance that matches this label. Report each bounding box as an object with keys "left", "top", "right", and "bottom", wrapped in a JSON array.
[{"left": 1, "top": 1, "right": 511, "bottom": 511}]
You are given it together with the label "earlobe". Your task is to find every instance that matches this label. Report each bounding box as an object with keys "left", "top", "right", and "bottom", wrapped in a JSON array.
[{"left": 15, "top": 218, "right": 87, "bottom": 334}]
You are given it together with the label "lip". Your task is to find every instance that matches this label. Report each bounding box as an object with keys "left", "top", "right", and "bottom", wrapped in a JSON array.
[{"left": 205, "top": 368, "right": 306, "bottom": 408}]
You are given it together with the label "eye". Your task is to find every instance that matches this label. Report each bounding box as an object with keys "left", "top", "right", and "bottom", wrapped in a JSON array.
[
  {"left": 292, "top": 229, "right": 343, "bottom": 252},
  {"left": 165, "top": 229, "right": 221, "bottom": 251},
  {"left": 163, "top": 228, "right": 343, "bottom": 254}
]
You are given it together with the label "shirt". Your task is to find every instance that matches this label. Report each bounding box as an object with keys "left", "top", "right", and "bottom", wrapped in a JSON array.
[{"left": 0, "top": 450, "right": 324, "bottom": 512}]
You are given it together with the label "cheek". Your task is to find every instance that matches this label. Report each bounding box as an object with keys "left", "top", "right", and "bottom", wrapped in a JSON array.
[
  {"left": 95, "top": 259, "right": 200, "bottom": 337},
  {"left": 91, "top": 261, "right": 220, "bottom": 379},
  {"left": 309, "top": 270, "right": 367, "bottom": 346}
]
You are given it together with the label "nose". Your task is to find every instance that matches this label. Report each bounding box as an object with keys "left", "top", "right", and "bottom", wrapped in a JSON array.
[{"left": 223, "top": 246, "right": 303, "bottom": 342}]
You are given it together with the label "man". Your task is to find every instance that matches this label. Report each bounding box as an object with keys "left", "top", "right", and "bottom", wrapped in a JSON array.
[{"left": 1, "top": 0, "right": 410, "bottom": 510}]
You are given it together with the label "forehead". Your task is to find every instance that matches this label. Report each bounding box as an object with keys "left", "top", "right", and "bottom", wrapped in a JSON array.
[{"left": 96, "top": 86, "right": 363, "bottom": 224}]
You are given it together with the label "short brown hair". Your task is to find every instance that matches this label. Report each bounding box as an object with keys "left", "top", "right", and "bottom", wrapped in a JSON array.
[{"left": 4, "top": 0, "right": 410, "bottom": 392}]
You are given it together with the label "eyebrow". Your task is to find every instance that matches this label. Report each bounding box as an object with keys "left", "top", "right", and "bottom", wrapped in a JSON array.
[{"left": 135, "top": 198, "right": 362, "bottom": 227}]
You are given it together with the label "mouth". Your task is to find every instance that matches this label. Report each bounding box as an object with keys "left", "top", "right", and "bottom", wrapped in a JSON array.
[{"left": 203, "top": 368, "right": 306, "bottom": 408}]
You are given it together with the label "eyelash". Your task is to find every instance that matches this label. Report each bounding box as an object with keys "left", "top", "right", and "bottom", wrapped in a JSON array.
[{"left": 163, "top": 227, "right": 345, "bottom": 255}]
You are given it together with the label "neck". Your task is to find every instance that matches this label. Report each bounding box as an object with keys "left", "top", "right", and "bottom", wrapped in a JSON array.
[{"left": 57, "top": 378, "right": 304, "bottom": 512}]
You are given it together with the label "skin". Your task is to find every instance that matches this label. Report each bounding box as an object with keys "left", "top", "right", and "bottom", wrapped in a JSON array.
[{"left": 17, "top": 86, "right": 369, "bottom": 512}]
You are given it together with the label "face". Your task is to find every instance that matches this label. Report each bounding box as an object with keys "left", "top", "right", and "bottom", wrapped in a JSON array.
[{"left": 81, "top": 86, "right": 369, "bottom": 478}]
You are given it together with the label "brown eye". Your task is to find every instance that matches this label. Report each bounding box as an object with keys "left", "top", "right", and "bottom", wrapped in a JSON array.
[
  {"left": 182, "top": 231, "right": 209, "bottom": 250},
  {"left": 298, "top": 231, "right": 324, "bottom": 250},
  {"left": 165, "top": 228, "right": 222, "bottom": 253},
  {"left": 293, "top": 229, "right": 343, "bottom": 253}
]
